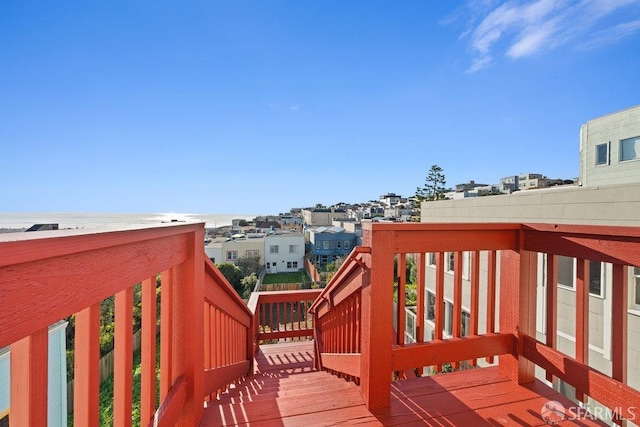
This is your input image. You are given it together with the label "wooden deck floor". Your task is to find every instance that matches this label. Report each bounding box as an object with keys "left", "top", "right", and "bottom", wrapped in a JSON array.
[{"left": 201, "top": 341, "right": 607, "bottom": 426}]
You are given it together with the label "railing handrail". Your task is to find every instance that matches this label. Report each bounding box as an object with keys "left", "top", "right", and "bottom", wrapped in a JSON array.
[
  {"left": 308, "top": 246, "right": 370, "bottom": 314},
  {"left": 204, "top": 257, "right": 253, "bottom": 319},
  {"left": 0, "top": 222, "right": 203, "bottom": 349},
  {"left": 312, "top": 221, "right": 640, "bottom": 417}
]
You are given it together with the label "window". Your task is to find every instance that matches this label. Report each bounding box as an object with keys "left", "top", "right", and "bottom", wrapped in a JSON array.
[
  {"left": 427, "top": 253, "right": 436, "bottom": 266},
  {"left": 557, "top": 256, "right": 574, "bottom": 289},
  {"left": 344, "top": 241, "right": 351, "bottom": 250},
  {"left": 633, "top": 267, "right": 640, "bottom": 309},
  {"left": 246, "top": 250, "right": 259, "bottom": 257},
  {"left": 620, "top": 136, "right": 640, "bottom": 162},
  {"left": 446, "top": 252, "right": 455, "bottom": 273},
  {"left": 461, "top": 311, "right": 470, "bottom": 337},
  {"left": 226, "top": 251, "right": 238, "bottom": 261},
  {"left": 330, "top": 240, "right": 336, "bottom": 249},
  {"left": 315, "top": 241, "right": 321, "bottom": 250},
  {"left": 444, "top": 301, "right": 453, "bottom": 336},
  {"left": 336, "top": 240, "right": 342, "bottom": 249},
  {"left": 589, "top": 260, "right": 603, "bottom": 297},
  {"left": 286, "top": 261, "right": 299, "bottom": 269},
  {"left": 270, "top": 245, "right": 279, "bottom": 254},
  {"left": 321, "top": 255, "right": 328, "bottom": 264},
  {"left": 323, "top": 241, "right": 330, "bottom": 250},
  {"left": 595, "top": 142, "right": 609, "bottom": 165},
  {"left": 426, "top": 291, "right": 435, "bottom": 321},
  {"left": 289, "top": 245, "right": 299, "bottom": 253}
]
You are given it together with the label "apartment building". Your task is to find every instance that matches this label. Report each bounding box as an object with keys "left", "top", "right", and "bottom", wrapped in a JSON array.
[
  {"left": 580, "top": 104, "right": 640, "bottom": 187},
  {"left": 418, "top": 104, "right": 640, "bottom": 422}
]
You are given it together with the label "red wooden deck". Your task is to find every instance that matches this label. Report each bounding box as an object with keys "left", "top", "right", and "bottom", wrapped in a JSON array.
[{"left": 201, "top": 341, "right": 606, "bottom": 426}]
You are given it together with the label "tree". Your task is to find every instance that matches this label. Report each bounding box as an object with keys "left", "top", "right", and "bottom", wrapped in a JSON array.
[
  {"left": 237, "top": 254, "right": 261, "bottom": 277},
  {"left": 424, "top": 164, "right": 446, "bottom": 200},
  {"left": 216, "top": 263, "right": 244, "bottom": 296}
]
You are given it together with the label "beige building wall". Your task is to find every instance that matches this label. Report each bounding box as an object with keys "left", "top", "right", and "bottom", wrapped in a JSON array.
[
  {"left": 419, "top": 185, "right": 640, "bottom": 413},
  {"left": 220, "top": 237, "right": 265, "bottom": 265},
  {"left": 580, "top": 104, "right": 640, "bottom": 187}
]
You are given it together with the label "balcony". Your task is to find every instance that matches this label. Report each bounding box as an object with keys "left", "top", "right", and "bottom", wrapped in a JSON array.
[{"left": 1, "top": 222, "right": 639, "bottom": 425}]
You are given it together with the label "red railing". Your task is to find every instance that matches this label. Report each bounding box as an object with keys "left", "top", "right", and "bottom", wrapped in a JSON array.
[
  {"left": 247, "top": 289, "right": 321, "bottom": 348},
  {"left": 310, "top": 222, "right": 640, "bottom": 423},
  {"left": 0, "top": 223, "right": 253, "bottom": 426}
]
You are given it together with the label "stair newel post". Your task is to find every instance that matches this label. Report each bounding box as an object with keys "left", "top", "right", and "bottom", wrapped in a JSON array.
[
  {"left": 498, "top": 229, "right": 537, "bottom": 384},
  {"left": 360, "top": 223, "right": 393, "bottom": 409},
  {"left": 172, "top": 226, "right": 205, "bottom": 425}
]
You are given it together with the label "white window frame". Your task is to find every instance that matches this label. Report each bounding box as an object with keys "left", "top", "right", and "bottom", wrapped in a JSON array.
[
  {"left": 289, "top": 244, "right": 299, "bottom": 254},
  {"left": 631, "top": 267, "right": 640, "bottom": 312},
  {"left": 557, "top": 256, "right": 576, "bottom": 290},
  {"left": 246, "top": 250, "right": 259, "bottom": 257},
  {"left": 270, "top": 245, "right": 279, "bottom": 254},
  {"left": 595, "top": 142, "right": 609, "bottom": 166},
  {"left": 323, "top": 241, "right": 330, "bottom": 250},
  {"left": 226, "top": 250, "right": 238, "bottom": 261},
  {"left": 344, "top": 240, "right": 351, "bottom": 250},
  {"left": 619, "top": 136, "right": 640, "bottom": 162},
  {"left": 427, "top": 252, "right": 436, "bottom": 266}
]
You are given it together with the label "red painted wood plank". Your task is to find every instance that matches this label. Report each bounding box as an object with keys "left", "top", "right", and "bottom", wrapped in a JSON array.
[
  {"left": 320, "top": 353, "right": 361, "bottom": 378},
  {"left": 397, "top": 254, "right": 406, "bottom": 346},
  {"left": 392, "top": 229, "right": 517, "bottom": 253},
  {"left": 114, "top": 287, "right": 134, "bottom": 427},
  {"left": 360, "top": 231, "right": 393, "bottom": 409},
  {"left": 74, "top": 303, "right": 101, "bottom": 427},
  {"left": 499, "top": 249, "right": 536, "bottom": 384},
  {"left": 575, "top": 258, "right": 589, "bottom": 402},
  {"left": 10, "top": 327, "right": 48, "bottom": 427},
  {"left": 545, "top": 253, "right": 558, "bottom": 382},
  {"left": 0, "top": 222, "right": 201, "bottom": 267},
  {"left": 160, "top": 268, "right": 173, "bottom": 402},
  {"left": 485, "top": 250, "right": 497, "bottom": 364},
  {"left": 0, "top": 232, "right": 190, "bottom": 349},
  {"left": 204, "top": 361, "right": 250, "bottom": 397},
  {"left": 452, "top": 251, "right": 463, "bottom": 368},
  {"left": 141, "top": 277, "right": 157, "bottom": 425},
  {"left": 522, "top": 335, "right": 640, "bottom": 421},
  {"left": 204, "top": 274, "right": 251, "bottom": 328},
  {"left": 611, "top": 264, "right": 628, "bottom": 384},
  {"left": 391, "top": 334, "right": 515, "bottom": 371},
  {"left": 149, "top": 375, "right": 188, "bottom": 427},
  {"left": 523, "top": 228, "right": 640, "bottom": 267}
]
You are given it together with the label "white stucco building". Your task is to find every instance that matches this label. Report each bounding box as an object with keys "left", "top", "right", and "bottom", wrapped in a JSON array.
[{"left": 264, "top": 232, "right": 305, "bottom": 273}]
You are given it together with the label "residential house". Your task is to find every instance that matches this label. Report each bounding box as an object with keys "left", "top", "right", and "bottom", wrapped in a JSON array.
[
  {"left": 307, "top": 226, "right": 357, "bottom": 267},
  {"left": 302, "top": 206, "right": 348, "bottom": 226},
  {"left": 220, "top": 234, "right": 265, "bottom": 265},
  {"left": 264, "top": 232, "right": 305, "bottom": 273}
]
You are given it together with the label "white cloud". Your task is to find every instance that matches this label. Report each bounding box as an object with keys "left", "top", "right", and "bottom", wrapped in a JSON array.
[{"left": 453, "top": 0, "right": 640, "bottom": 72}]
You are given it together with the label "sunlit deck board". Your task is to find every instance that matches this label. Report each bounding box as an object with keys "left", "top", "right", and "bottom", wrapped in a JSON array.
[{"left": 201, "top": 341, "right": 607, "bottom": 426}]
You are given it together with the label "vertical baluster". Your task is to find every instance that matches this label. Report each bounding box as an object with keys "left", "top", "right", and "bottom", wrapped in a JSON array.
[
  {"left": 160, "top": 269, "right": 173, "bottom": 401},
  {"left": 575, "top": 259, "right": 589, "bottom": 402},
  {"left": 452, "top": 251, "right": 463, "bottom": 369},
  {"left": 397, "top": 254, "right": 406, "bottom": 346},
  {"left": 435, "top": 252, "right": 445, "bottom": 372},
  {"left": 74, "top": 303, "right": 101, "bottom": 427},
  {"left": 10, "top": 327, "right": 48, "bottom": 427},
  {"left": 545, "top": 254, "right": 557, "bottom": 381},
  {"left": 485, "top": 250, "right": 497, "bottom": 364},
  {"left": 470, "top": 251, "right": 480, "bottom": 366},
  {"left": 416, "top": 253, "right": 426, "bottom": 374},
  {"left": 114, "top": 286, "right": 133, "bottom": 427},
  {"left": 141, "top": 277, "right": 157, "bottom": 423}
]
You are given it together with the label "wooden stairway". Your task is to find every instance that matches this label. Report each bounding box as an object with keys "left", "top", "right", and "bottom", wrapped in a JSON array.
[
  {"left": 200, "top": 340, "right": 369, "bottom": 426},
  {"left": 201, "top": 340, "right": 607, "bottom": 426}
]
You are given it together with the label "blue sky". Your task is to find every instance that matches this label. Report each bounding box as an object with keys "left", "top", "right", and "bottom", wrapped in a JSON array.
[{"left": 2, "top": 0, "right": 640, "bottom": 214}]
